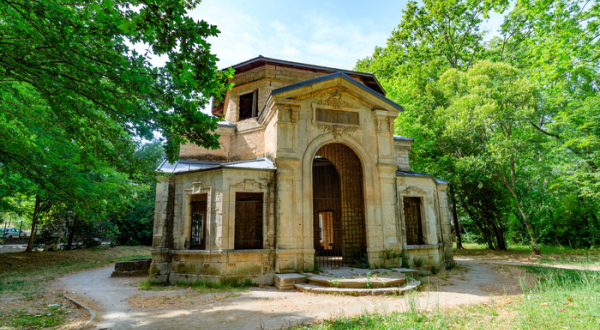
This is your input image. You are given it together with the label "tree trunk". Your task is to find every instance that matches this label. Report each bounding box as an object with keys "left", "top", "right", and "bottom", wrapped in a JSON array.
[
  {"left": 493, "top": 212, "right": 507, "bottom": 250},
  {"left": 514, "top": 204, "right": 541, "bottom": 255},
  {"left": 67, "top": 214, "right": 79, "bottom": 250},
  {"left": 457, "top": 193, "right": 495, "bottom": 249},
  {"left": 449, "top": 185, "right": 463, "bottom": 249},
  {"left": 26, "top": 196, "right": 41, "bottom": 253}
]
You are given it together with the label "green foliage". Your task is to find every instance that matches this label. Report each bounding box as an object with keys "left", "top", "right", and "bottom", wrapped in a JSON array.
[
  {"left": 0, "top": 1, "right": 233, "bottom": 240},
  {"left": 7, "top": 311, "right": 64, "bottom": 329},
  {"left": 356, "top": 0, "right": 600, "bottom": 253}
]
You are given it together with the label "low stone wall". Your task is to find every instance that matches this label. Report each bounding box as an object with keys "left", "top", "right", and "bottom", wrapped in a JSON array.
[
  {"left": 404, "top": 243, "right": 450, "bottom": 270},
  {"left": 111, "top": 258, "right": 152, "bottom": 277},
  {"left": 150, "top": 248, "right": 276, "bottom": 285}
]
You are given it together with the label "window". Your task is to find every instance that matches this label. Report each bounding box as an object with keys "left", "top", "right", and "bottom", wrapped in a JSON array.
[
  {"left": 239, "top": 90, "right": 258, "bottom": 120},
  {"left": 404, "top": 197, "right": 424, "bottom": 245},
  {"left": 190, "top": 194, "right": 207, "bottom": 249},
  {"left": 234, "top": 192, "right": 263, "bottom": 249}
]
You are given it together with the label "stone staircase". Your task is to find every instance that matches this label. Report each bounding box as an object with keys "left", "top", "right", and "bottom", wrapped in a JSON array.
[{"left": 274, "top": 267, "right": 420, "bottom": 296}]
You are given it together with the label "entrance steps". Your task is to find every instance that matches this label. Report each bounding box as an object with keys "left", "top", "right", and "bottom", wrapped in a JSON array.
[{"left": 274, "top": 267, "right": 420, "bottom": 296}]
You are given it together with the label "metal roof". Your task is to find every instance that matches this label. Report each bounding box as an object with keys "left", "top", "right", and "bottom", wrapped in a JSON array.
[
  {"left": 271, "top": 72, "right": 404, "bottom": 112},
  {"left": 393, "top": 135, "right": 414, "bottom": 142},
  {"left": 396, "top": 170, "right": 449, "bottom": 185},
  {"left": 157, "top": 158, "right": 276, "bottom": 175},
  {"left": 217, "top": 120, "right": 236, "bottom": 127}
]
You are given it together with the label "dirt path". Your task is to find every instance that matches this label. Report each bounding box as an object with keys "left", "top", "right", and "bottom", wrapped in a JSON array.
[
  {"left": 458, "top": 257, "right": 600, "bottom": 272},
  {"left": 59, "top": 259, "right": 517, "bottom": 330}
]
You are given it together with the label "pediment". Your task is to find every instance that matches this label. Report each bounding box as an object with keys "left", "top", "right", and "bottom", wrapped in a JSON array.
[{"left": 271, "top": 72, "right": 403, "bottom": 114}]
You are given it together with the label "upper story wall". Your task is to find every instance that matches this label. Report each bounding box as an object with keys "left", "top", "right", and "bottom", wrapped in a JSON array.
[
  {"left": 222, "top": 65, "right": 373, "bottom": 123},
  {"left": 179, "top": 59, "right": 397, "bottom": 164}
]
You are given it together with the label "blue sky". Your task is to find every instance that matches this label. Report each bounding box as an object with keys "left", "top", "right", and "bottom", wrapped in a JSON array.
[
  {"left": 136, "top": 1, "right": 505, "bottom": 117},
  {"left": 189, "top": 0, "right": 506, "bottom": 71}
]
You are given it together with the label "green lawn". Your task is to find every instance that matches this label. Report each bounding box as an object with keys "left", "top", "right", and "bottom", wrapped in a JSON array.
[
  {"left": 453, "top": 243, "right": 600, "bottom": 268},
  {"left": 0, "top": 246, "right": 151, "bottom": 293}
]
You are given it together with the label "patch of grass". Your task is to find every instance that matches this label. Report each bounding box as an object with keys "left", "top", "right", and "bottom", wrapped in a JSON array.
[
  {"left": 453, "top": 243, "right": 600, "bottom": 267},
  {"left": 0, "top": 246, "right": 151, "bottom": 293},
  {"left": 139, "top": 278, "right": 256, "bottom": 294},
  {"left": 8, "top": 311, "right": 64, "bottom": 329}
]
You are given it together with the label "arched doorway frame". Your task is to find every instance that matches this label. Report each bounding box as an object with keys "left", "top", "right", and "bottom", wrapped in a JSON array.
[{"left": 301, "top": 133, "right": 382, "bottom": 265}]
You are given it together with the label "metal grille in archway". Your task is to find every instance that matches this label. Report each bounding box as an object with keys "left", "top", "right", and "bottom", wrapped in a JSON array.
[{"left": 312, "top": 143, "right": 367, "bottom": 268}]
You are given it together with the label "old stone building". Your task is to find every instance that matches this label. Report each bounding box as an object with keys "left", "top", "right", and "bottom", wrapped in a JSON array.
[{"left": 150, "top": 56, "right": 453, "bottom": 285}]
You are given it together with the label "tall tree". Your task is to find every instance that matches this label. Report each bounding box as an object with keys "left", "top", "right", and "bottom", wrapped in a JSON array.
[
  {"left": 439, "top": 61, "right": 541, "bottom": 253},
  {"left": 0, "top": 0, "right": 233, "bottom": 202}
]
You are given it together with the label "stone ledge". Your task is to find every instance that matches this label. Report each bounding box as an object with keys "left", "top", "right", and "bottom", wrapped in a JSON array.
[
  {"left": 274, "top": 273, "right": 307, "bottom": 290},
  {"left": 170, "top": 249, "right": 276, "bottom": 255},
  {"left": 403, "top": 244, "right": 444, "bottom": 250},
  {"left": 294, "top": 280, "right": 420, "bottom": 296},
  {"left": 112, "top": 258, "right": 152, "bottom": 277},
  {"left": 307, "top": 275, "right": 406, "bottom": 288}
]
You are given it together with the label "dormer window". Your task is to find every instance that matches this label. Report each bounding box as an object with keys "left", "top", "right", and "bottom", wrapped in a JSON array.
[{"left": 239, "top": 90, "right": 258, "bottom": 120}]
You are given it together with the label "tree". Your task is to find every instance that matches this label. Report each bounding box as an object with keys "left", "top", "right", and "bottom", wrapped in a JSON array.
[
  {"left": 438, "top": 61, "right": 542, "bottom": 253},
  {"left": 1, "top": 0, "right": 233, "bottom": 207},
  {"left": 357, "top": 0, "right": 600, "bottom": 253}
]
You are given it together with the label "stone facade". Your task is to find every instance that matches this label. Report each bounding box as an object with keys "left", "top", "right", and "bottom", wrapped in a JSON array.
[{"left": 150, "top": 56, "right": 453, "bottom": 285}]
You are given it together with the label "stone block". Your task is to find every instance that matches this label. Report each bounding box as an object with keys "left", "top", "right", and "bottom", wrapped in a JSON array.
[
  {"left": 393, "top": 268, "right": 419, "bottom": 280},
  {"left": 112, "top": 258, "right": 152, "bottom": 277},
  {"left": 274, "top": 273, "right": 307, "bottom": 290}
]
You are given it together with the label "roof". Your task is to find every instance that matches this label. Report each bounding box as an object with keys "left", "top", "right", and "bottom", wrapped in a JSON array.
[
  {"left": 396, "top": 170, "right": 449, "bottom": 185},
  {"left": 227, "top": 55, "right": 384, "bottom": 93},
  {"left": 157, "top": 157, "right": 276, "bottom": 175},
  {"left": 393, "top": 135, "right": 414, "bottom": 142},
  {"left": 217, "top": 120, "right": 236, "bottom": 127},
  {"left": 212, "top": 55, "right": 387, "bottom": 116},
  {"left": 271, "top": 72, "right": 404, "bottom": 112}
]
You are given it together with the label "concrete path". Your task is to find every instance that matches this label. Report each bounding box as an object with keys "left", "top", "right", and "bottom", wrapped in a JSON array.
[{"left": 59, "top": 259, "right": 511, "bottom": 330}]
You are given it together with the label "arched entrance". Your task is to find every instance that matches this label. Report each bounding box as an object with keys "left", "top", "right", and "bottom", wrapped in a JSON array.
[{"left": 312, "top": 143, "right": 367, "bottom": 268}]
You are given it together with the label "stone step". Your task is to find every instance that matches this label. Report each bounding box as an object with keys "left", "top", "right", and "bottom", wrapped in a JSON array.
[
  {"left": 294, "top": 280, "right": 421, "bottom": 296},
  {"left": 307, "top": 274, "right": 406, "bottom": 288},
  {"left": 274, "top": 273, "right": 308, "bottom": 290},
  {"left": 392, "top": 268, "right": 420, "bottom": 280}
]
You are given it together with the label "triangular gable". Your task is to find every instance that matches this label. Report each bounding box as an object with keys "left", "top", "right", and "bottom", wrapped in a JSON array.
[{"left": 271, "top": 72, "right": 403, "bottom": 112}]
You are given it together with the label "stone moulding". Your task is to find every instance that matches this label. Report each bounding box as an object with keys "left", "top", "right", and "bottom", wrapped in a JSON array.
[{"left": 316, "top": 123, "right": 360, "bottom": 139}]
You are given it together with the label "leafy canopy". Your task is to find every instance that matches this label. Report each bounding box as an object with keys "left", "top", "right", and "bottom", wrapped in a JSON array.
[{"left": 0, "top": 0, "right": 233, "bottom": 213}]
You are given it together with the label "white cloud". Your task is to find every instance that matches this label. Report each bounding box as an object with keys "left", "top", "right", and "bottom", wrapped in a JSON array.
[{"left": 189, "top": 1, "right": 388, "bottom": 71}]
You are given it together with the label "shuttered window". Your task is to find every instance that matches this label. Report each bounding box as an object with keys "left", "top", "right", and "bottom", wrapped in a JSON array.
[
  {"left": 404, "top": 197, "right": 424, "bottom": 245},
  {"left": 234, "top": 192, "right": 263, "bottom": 249}
]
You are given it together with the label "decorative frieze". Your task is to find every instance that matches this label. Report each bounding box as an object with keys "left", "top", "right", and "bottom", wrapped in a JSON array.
[{"left": 316, "top": 123, "right": 360, "bottom": 139}]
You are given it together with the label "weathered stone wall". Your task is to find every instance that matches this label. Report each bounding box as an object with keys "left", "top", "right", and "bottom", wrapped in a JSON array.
[
  {"left": 268, "top": 80, "right": 402, "bottom": 271},
  {"left": 150, "top": 167, "right": 276, "bottom": 284},
  {"left": 395, "top": 175, "right": 453, "bottom": 269},
  {"left": 394, "top": 140, "right": 412, "bottom": 171},
  {"left": 180, "top": 65, "right": 378, "bottom": 164},
  {"left": 229, "top": 128, "right": 266, "bottom": 161},
  {"left": 179, "top": 125, "right": 233, "bottom": 161}
]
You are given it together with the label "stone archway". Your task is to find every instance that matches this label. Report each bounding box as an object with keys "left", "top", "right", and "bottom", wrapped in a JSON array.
[{"left": 312, "top": 143, "right": 367, "bottom": 268}]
